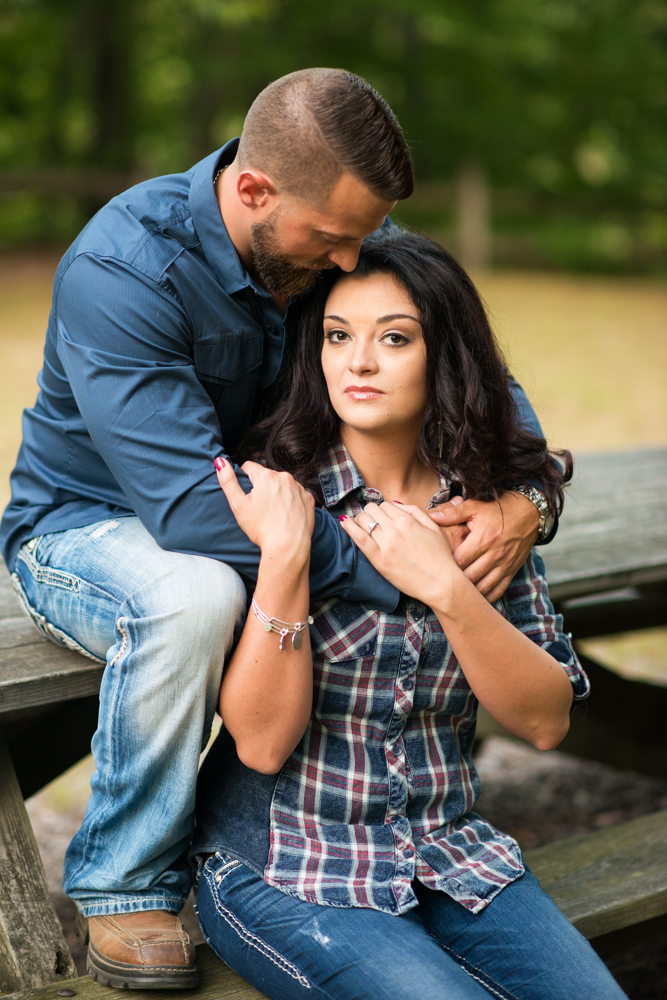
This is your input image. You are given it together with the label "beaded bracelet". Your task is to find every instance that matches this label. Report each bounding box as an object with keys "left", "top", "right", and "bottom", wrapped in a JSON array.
[{"left": 251, "top": 597, "right": 314, "bottom": 651}]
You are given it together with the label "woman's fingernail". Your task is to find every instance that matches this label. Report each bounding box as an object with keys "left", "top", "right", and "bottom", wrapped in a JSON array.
[
  {"left": 214, "top": 457, "right": 225, "bottom": 471},
  {"left": 394, "top": 500, "right": 404, "bottom": 504},
  {"left": 339, "top": 515, "right": 348, "bottom": 521}
]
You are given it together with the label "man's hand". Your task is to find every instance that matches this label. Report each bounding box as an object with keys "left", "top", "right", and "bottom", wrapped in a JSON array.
[{"left": 428, "top": 491, "right": 539, "bottom": 603}]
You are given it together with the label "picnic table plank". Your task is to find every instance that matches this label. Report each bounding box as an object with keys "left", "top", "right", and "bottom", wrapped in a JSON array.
[
  {"left": 1, "top": 943, "right": 266, "bottom": 1000},
  {"left": 0, "top": 569, "right": 20, "bottom": 619},
  {"left": 525, "top": 809, "right": 667, "bottom": 940},
  {"left": 543, "top": 448, "right": 667, "bottom": 600},
  {"left": 0, "top": 642, "right": 104, "bottom": 717}
]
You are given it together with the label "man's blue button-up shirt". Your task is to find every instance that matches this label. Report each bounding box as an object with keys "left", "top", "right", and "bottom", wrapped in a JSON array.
[{"left": 0, "top": 139, "right": 546, "bottom": 610}]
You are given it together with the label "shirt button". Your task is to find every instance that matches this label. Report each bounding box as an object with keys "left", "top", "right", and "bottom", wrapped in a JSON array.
[
  {"left": 403, "top": 677, "right": 415, "bottom": 691},
  {"left": 402, "top": 848, "right": 414, "bottom": 859}
]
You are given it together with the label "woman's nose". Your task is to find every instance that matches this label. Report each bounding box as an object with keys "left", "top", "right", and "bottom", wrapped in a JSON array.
[{"left": 349, "top": 348, "right": 378, "bottom": 374}]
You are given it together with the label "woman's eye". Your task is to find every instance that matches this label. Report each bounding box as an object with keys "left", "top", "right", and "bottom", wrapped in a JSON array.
[
  {"left": 325, "top": 329, "right": 350, "bottom": 344},
  {"left": 383, "top": 332, "right": 408, "bottom": 346}
]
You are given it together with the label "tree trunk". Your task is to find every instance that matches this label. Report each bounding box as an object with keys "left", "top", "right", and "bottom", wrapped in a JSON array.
[{"left": 456, "top": 162, "right": 492, "bottom": 269}]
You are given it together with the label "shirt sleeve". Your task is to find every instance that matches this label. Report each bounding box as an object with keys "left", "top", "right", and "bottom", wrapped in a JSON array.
[
  {"left": 500, "top": 549, "right": 590, "bottom": 702},
  {"left": 505, "top": 375, "right": 559, "bottom": 545},
  {"left": 54, "top": 253, "right": 399, "bottom": 610}
]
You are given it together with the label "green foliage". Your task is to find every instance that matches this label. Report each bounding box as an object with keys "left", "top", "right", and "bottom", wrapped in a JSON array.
[{"left": 0, "top": 0, "right": 665, "bottom": 267}]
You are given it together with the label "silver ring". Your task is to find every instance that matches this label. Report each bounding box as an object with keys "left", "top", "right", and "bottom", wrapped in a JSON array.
[{"left": 367, "top": 521, "right": 380, "bottom": 537}]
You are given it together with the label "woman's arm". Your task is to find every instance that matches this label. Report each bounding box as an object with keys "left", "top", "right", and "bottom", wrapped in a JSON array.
[
  {"left": 341, "top": 502, "right": 572, "bottom": 751},
  {"left": 215, "top": 460, "right": 315, "bottom": 774}
]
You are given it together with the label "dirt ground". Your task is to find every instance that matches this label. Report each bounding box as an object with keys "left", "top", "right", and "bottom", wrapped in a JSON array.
[{"left": 26, "top": 735, "right": 667, "bottom": 999}]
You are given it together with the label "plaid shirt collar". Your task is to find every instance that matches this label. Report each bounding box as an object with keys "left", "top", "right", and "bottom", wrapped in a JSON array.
[{"left": 317, "top": 439, "right": 460, "bottom": 510}]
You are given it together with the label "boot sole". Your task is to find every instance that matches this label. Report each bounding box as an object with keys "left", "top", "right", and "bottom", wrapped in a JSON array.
[{"left": 87, "top": 942, "right": 200, "bottom": 990}]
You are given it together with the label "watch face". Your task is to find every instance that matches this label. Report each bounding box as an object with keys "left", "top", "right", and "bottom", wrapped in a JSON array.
[{"left": 542, "top": 509, "right": 556, "bottom": 536}]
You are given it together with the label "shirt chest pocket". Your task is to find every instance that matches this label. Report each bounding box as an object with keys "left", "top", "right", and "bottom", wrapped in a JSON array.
[
  {"left": 193, "top": 332, "right": 264, "bottom": 386},
  {"left": 309, "top": 600, "right": 380, "bottom": 662},
  {"left": 194, "top": 332, "right": 264, "bottom": 454}
]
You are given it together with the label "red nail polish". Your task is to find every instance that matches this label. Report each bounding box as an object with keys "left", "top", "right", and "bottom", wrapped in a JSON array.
[
  {"left": 394, "top": 500, "right": 404, "bottom": 504},
  {"left": 214, "top": 457, "right": 225, "bottom": 471},
  {"left": 339, "top": 515, "right": 348, "bottom": 521}
]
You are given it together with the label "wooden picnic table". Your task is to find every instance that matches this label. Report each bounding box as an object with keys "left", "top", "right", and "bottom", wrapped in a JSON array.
[{"left": 1, "top": 446, "right": 666, "bottom": 993}]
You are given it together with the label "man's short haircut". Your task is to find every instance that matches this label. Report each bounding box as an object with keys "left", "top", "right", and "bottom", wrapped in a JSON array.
[{"left": 237, "top": 68, "right": 414, "bottom": 206}]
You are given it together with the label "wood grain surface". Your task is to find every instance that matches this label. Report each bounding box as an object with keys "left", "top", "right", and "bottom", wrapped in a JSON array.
[
  {"left": 1, "top": 944, "right": 266, "bottom": 1000},
  {"left": 543, "top": 448, "right": 667, "bottom": 600},
  {"left": 525, "top": 809, "right": 667, "bottom": 939},
  {"left": 0, "top": 732, "right": 76, "bottom": 993}
]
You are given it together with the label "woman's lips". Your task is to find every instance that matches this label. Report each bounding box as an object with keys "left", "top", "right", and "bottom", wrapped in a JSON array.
[{"left": 344, "top": 385, "right": 385, "bottom": 400}]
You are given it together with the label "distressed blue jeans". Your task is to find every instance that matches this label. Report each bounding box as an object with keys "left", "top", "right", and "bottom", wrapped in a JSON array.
[
  {"left": 196, "top": 855, "right": 627, "bottom": 1000},
  {"left": 12, "top": 516, "right": 246, "bottom": 916}
]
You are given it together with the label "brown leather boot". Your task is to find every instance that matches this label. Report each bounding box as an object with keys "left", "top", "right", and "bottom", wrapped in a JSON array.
[{"left": 77, "top": 910, "right": 199, "bottom": 989}]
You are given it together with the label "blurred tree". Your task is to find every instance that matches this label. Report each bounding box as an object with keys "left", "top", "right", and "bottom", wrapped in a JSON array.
[{"left": 0, "top": 0, "right": 665, "bottom": 268}]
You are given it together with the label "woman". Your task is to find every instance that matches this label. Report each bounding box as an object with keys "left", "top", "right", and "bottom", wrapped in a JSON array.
[{"left": 192, "top": 231, "right": 626, "bottom": 999}]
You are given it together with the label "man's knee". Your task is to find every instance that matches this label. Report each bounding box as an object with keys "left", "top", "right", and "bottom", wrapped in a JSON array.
[{"left": 128, "top": 553, "right": 247, "bottom": 657}]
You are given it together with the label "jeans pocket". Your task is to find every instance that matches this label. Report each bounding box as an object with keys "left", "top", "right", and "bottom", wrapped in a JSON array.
[
  {"left": 201, "top": 859, "right": 312, "bottom": 990},
  {"left": 12, "top": 550, "right": 105, "bottom": 664},
  {"left": 17, "top": 537, "right": 81, "bottom": 591}
]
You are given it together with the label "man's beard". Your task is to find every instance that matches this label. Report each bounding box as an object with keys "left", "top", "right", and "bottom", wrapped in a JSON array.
[{"left": 250, "top": 211, "right": 337, "bottom": 298}]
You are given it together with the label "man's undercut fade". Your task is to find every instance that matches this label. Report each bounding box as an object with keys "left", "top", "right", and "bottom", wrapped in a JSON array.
[{"left": 238, "top": 68, "right": 414, "bottom": 206}]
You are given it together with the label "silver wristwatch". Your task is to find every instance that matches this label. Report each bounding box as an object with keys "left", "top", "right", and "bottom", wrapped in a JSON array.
[{"left": 511, "top": 485, "right": 555, "bottom": 542}]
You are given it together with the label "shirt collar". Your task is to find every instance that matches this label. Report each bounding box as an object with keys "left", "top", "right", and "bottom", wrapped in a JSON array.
[
  {"left": 317, "top": 440, "right": 457, "bottom": 508},
  {"left": 188, "top": 138, "right": 270, "bottom": 298}
]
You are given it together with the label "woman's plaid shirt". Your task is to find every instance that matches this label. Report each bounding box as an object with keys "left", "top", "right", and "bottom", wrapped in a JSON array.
[{"left": 194, "top": 442, "right": 590, "bottom": 916}]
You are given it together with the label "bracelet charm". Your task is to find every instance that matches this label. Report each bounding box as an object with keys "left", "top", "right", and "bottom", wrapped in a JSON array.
[{"left": 252, "top": 597, "right": 313, "bottom": 651}]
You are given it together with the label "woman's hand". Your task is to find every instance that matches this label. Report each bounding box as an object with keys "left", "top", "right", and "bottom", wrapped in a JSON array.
[
  {"left": 215, "top": 458, "right": 315, "bottom": 560},
  {"left": 215, "top": 457, "right": 316, "bottom": 774},
  {"left": 340, "top": 500, "right": 461, "bottom": 609},
  {"left": 343, "top": 497, "right": 572, "bottom": 752}
]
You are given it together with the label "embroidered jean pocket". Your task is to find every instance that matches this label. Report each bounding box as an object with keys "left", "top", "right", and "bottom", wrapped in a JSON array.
[
  {"left": 16, "top": 539, "right": 80, "bottom": 592},
  {"left": 11, "top": 559, "right": 105, "bottom": 664}
]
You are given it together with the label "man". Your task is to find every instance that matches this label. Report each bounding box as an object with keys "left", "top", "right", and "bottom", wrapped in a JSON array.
[{"left": 1, "top": 68, "right": 551, "bottom": 989}]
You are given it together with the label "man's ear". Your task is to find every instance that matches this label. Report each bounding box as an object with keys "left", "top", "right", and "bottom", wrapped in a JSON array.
[{"left": 237, "top": 169, "right": 278, "bottom": 210}]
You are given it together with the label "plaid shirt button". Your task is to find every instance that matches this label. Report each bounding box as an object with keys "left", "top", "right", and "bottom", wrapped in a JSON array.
[{"left": 260, "top": 442, "right": 590, "bottom": 916}]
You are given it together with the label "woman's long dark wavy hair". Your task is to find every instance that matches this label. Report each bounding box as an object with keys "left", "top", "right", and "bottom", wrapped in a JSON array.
[{"left": 243, "top": 229, "right": 572, "bottom": 508}]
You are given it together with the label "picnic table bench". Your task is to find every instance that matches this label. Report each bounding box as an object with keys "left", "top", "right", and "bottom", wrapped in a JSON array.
[{"left": 1, "top": 447, "right": 666, "bottom": 995}]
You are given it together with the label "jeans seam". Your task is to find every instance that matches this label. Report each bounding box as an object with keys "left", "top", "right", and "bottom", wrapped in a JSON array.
[
  {"left": 110, "top": 617, "right": 129, "bottom": 667},
  {"left": 77, "top": 897, "right": 187, "bottom": 917},
  {"left": 203, "top": 867, "right": 311, "bottom": 989},
  {"left": 427, "top": 931, "right": 520, "bottom": 1000}
]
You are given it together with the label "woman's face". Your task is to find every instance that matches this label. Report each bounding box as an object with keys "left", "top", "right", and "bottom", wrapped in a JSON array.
[{"left": 321, "top": 272, "right": 427, "bottom": 437}]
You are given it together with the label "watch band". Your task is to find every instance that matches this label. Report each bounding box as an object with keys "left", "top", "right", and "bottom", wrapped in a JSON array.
[{"left": 510, "top": 485, "right": 553, "bottom": 542}]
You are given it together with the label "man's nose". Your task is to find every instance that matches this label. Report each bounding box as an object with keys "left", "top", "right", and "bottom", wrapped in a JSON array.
[{"left": 328, "top": 244, "right": 361, "bottom": 272}]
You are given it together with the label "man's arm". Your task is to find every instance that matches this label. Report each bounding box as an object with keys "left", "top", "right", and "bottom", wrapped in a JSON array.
[
  {"left": 55, "top": 254, "right": 399, "bottom": 610},
  {"left": 430, "top": 377, "right": 557, "bottom": 603}
]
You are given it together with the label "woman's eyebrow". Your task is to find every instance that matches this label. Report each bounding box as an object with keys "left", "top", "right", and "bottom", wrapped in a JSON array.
[
  {"left": 377, "top": 313, "right": 420, "bottom": 323},
  {"left": 323, "top": 314, "right": 349, "bottom": 323}
]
